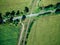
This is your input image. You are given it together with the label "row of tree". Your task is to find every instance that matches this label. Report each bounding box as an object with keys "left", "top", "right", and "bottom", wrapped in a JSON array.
[
  {"left": 0, "top": 12, "right": 26, "bottom": 25},
  {"left": 39, "top": 2, "right": 60, "bottom": 10},
  {"left": 0, "top": 2, "right": 60, "bottom": 24},
  {"left": 0, "top": 7, "right": 29, "bottom": 24},
  {"left": 4, "top": 7, "right": 29, "bottom": 17}
]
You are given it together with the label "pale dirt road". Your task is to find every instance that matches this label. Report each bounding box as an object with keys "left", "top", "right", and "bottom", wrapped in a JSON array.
[{"left": 17, "top": 22, "right": 25, "bottom": 45}]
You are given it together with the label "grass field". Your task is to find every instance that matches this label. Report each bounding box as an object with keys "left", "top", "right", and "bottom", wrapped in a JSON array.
[
  {"left": 27, "top": 14, "right": 60, "bottom": 45},
  {"left": 0, "top": 24, "right": 21, "bottom": 45},
  {"left": 0, "top": 0, "right": 60, "bottom": 14},
  {"left": 39, "top": 0, "right": 60, "bottom": 7},
  {"left": 0, "top": 0, "right": 60, "bottom": 45},
  {"left": 0, "top": 0, "right": 32, "bottom": 14}
]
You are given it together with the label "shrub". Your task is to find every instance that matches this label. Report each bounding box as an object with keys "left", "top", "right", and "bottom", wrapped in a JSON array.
[
  {"left": 16, "top": 10, "right": 20, "bottom": 15},
  {"left": 10, "top": 10, "right": 15, "bottom": 16},
  {"left": 44, "top": 4, "right": 54, "bottom": 10},
  {"left": 13, "top": 19, "right": 19, "bottom": 26},
  {"left": 24, "top": 7, "right": 29, "bottom": 13},
  {"left": 55, "top": 9, "right": 60, "bottom": 14},
  {"left": 9, "top": 16, "right": 13, "bottom": 23},
  {"left": 5, "top": 12, "right": 10, "bottom": 17},
  {"left": 22, "top": 15, "right": 26, "bottom": 20},
  {"left": 55, "top": 2, "right": 60, "bottom": 9},
  {"left": 0, "top": 13, "right": 3, "bottom": 24}
]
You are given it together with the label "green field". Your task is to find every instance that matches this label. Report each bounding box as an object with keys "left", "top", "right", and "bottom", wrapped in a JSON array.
[
  {"left": 39, "top": 0, "right": 60, "bottom": 7},
  {"left": 27, "top": 14, "right": 60, "bottom": 45},
  {"left": 0, "top": 24, "right": 20, "bottom": 45},
  {"left": 0, "top": 0, "right": 60, "bottom": 14},
  {"left": 0, "top": 0, "right": 60, "bottom": 45},
  {"left": 0, "top": 0, "right": 32, "bottom": 14}
]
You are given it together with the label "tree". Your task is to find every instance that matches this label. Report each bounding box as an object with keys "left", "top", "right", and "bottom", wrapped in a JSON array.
[
  {"left": 16, "top": 10, "right": 20, "bottom": 15},
  {"left": 21, "top": 12, "right": 23, "bottom": 14},
  {"left": 39, "top": 7, "right": 42, "bottom": 10},
  {"left": 24, "top": 7, "right": 29, "bottom": 13},
  {"left": 44, "top": 4, "right": 54, "bottom": 10},
  {"left": 5, "top": 12, "right": 10, "bottom": 17},
  {"left": 45, "top": 4, "right": 53, "bottom": 8},
  {"left": 22, "top": 15, "right": 26, "bottom": 20},
  {"left": 55, "top": 9, "right": 60, "bottom": 14},
  {"left": 56, "top": 2, "right": 60, "bottom": 9},
  {"left": 10, "top": 10, "right": 15, "bottom": 16},
  {"left": 9, "top": 16, "right": 13, "bottom": 23},
  {"left": 0, "top": 13, "right": 3, "bottom": 24},
  {"left": 13, "top": 19, "right": 19, "bottom": 26}
]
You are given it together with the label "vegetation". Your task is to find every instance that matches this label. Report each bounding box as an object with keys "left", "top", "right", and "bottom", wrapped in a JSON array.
[
  {"left": 0, "top": 24, "right": 20, "bottom": 45},
  {"left": 13, "top": 19, "right": 19, "bottom": 26},
  {"left": 0, "top": 0, "right": 60, "bottom": 45},
  {"left": 0, "top": 13, "right": 3, "bottom": 24},
  {"left": 55, "top": 2, "right": 60, "bottom": 9},
  {"left": 22, "top": 15, "right": 26, "bottom": 21},
  {"left": 39, "top": 0, "right": 60, "bottom": 7},
  {"left": 0, "top": 0, "right": 32, "bottom": 13},
  {"left": 27, "top": 14, "right": 60, "bottom": 45},
  {"left": 24, "top": 7, "right": 29, "bottom": 13},
  {"left": 9, "top": 16, "right": 13, "bottom": 23},
  {"left": 44, "top": 4, "right": 54, "bottom": 10},
  {"left": 10, "top": 10, "right": 15, "bottom": 16},
  {"left": 5, "top": 12, "right": 10, "bottom": 17},
  {"left": 16, "top": 10, "right": 20, "bottom": 15},
  {"left": 55, "top": 9, "right": 60, "bottom": 14}
]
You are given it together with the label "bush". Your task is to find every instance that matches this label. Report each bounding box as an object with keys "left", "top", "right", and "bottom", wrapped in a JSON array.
[
  {"left": 55, "top": 2, "right": 60, "bottom": 9},
  {"left": 0, "top": 13, "right": 3, "bottom": 24},
  {"left": 5, "top": 12, "right": 10, "bottom": 17},
  {"left": 24, "top": 7, "right": 29, "bottom": 13},
  {"left": 22, "top": 15, "right": 26, "bottom": 21},
  {"left": 10, "top": 10, "right": 15, "bottom": 16},
  {"left": 16, "top": 10, "right": 20, "bottom": 15},
  {"left": 13, "top": 19, "right": 19, "bottom": 26},
  {"left": 9, "top": 16, "right": 13, "bottom": 23},
  {"left": 55, "top": 9, "right": 60, "bottom": 14},
  {"left": 44, "top": 4, "right": 54, "bottom": 10}
]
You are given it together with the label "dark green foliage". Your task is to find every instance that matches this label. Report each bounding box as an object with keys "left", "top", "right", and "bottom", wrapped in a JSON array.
[
  {"left": 9, "top": 16, "right": 13, "bottom": 23},
  {"left": 20, "top": 12, "right": 24, "bottom": 15},
  {"left": 39, "top": 7, "right": 42, "bottom": 10},
  {"left": 5, "top": 12, "right": 10, "bottom": 17},
  {"left": 13, "top": 19, "right": 19, "bottom": 26},
  {"left": 55, "top": 2, "right": 60, "bottom": 9},
  {"left": 44, "top": 4, "right": 54, "bottom": 9},
  {"left": 21, "top": 12, "right": 23, "bottom": 14},
  {"left": 22, "top": 15, "right": 26, "bottom": 20},
  {"left": 55, "top": 9, "right": 60, "bottom": 14},
  {"left": 16, "top": 10, "right": 20, "bottom": 15},
  {"left": 26, "top": 20, "right": 35, "bottom": 38},
  {"left": 44, "top": 4, "right": 54, "bottom": 10},
  {"left": 0, "top": 13, "right": 3, "bottom": 24},
  {"left": 24, "top": 7, "right": 29, "bottom": 13},
  {"left": 10, "top": 10, "right": 15, "bottom": 16},
  {"left": 25, "top": 20, "right": 35, "bottom": 45}
]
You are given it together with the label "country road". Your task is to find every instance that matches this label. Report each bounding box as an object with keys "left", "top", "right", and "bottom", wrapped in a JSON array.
[
  {"left": 3, "top": 7, "right": 56, "bottom": 45},
  {"left": 3, "top": 9, "right": 56, "bottom": 22},
  {"left": 17, "top": 22, "right": 25, "bottom": 45},
  {"left": 13, "top": 9, "right": 56, "bottom": 20}
]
